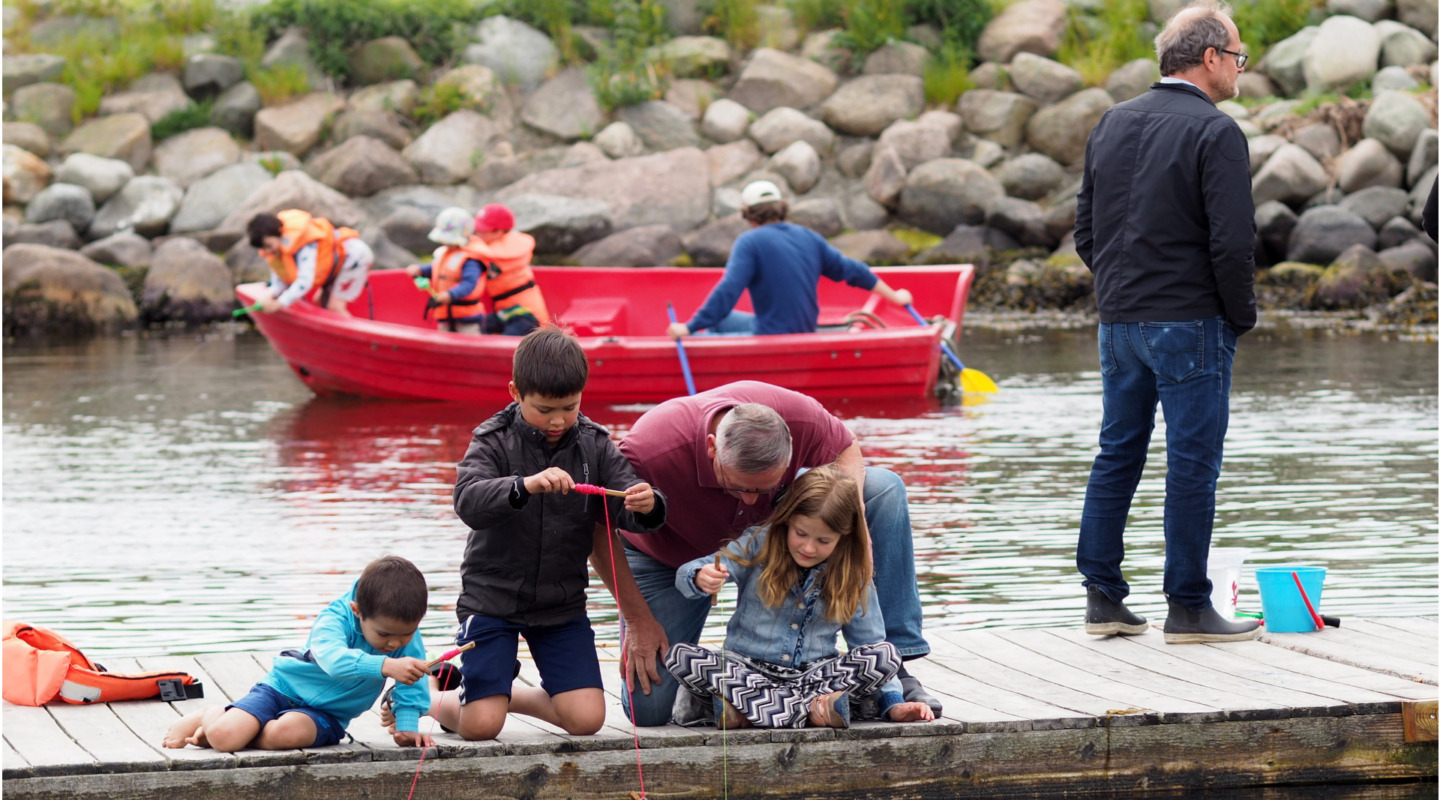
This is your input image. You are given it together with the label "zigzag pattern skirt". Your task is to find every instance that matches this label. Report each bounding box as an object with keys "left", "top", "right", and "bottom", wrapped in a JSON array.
[{"left": 665, "top": 641, "right": 900, "bottom": 728}]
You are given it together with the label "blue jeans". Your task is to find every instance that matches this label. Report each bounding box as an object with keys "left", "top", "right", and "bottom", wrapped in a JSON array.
[
  {"left": 696, "top": 310, "right": 755, "bottom": 336},
  {"left": 1077, "top": 318, "right": 1237, "bottom": 611},
  {"left": 621, "top": 466, "right": 928, "bottom": 726}
]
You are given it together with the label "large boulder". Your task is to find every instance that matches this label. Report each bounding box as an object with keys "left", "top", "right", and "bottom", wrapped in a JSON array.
[
  {"left": 706, "top": 140, "right": 764, "bottom": 187},
  {"left": 976, "top": 0, "right": 1068, "bottom": 63},
  {"left": 330, "top": 109, "right": 414, "bottom": 151},
  {"left": 789, "top": 197, "right": 844, "bottom": 238},
  {"left": 1309, "top": 243, "right": 1402, "bottom": 308},
  {"left": 680, "top": 213, "right": 750, "bottom": 266},
  {"left": 1409, "top": 129, "right": 1438, "bottom": 187},
  {"left": 769, "top": 140, "right": 822, "bottom": 194},
  {"left": 170, "top": 161, "right": 276, "bottom": 235},
  {"left": 863, "top": 145, "right": 907, "bottom": 208},
  {"left": 152, "top": 127, "right": 241, "bottom": 189},
  {"left": 89, "top": 176, "right": 185, "bottom": 239},
  {"left": 432, "top": 65, "right": 515, "bottom": 129},
  {"left": 1339, "top": 185, "right": 1412, "bottom": 230},
  {"left": 25, "top": 182, "right": 95, "bottom": 233},
  {"left": 1008, "top": 52, "right": 1083, "bottom": 104},
  {"left": 571, "top": 224, "right": 683, "bottom": 266},
  {"left": 897, "top": 158, "right": 1006, "bottom": 235},
  {"left": 10, "top": 81, "right": 75, "bottom": 137},
  {"left": 993, "top": 153, "right": 1067, "bottom": 201},
  {"left": 2, "top": 244, "right": 138, "bottom": 336},
  {"left": 225, "top": 236, "right": 272, "bottom": 284},
  {"left": 1395, "top": 0, "right": 1437, "bottom": 37},
  {"left": 1375, "top": 20, "right": 1438, "bottom": 68},
  {"left": 1260, "top": 27, "right": 1321, "bottom": 97},
  {"left": 347, "top": 80, "right": 421, "bottom": 116},
  {"left": 862, "top": 41, "right": 929, "bottom": 77},
  {"left": 4, "top": 122, "right": 51, "bottom": 157},
  {"left": 348, "top": 36, "right": 424, "bottom": 85},
  {"left": 1287, "top": 205, "right": 1379, "bottom": 263},
  {"left": 701, "top": 98, "right": 751, "bottom": 143},
  {"left": 615, "top": 101, "right": 703, "bottom": 151},
  {"left": 211, "top": 81, "right": 262, "bottom": 137},
  {"left": 985, "top": 195, "right": 1053, "bottom": 248},
  {"left": 253, "top": 93, "right": 345, "bottom": 158},
  {"left": 729, "top": 48, "right": 838, "bottom": 114},
  {"left": 1362, "top": 90, "right": 1431, "bottom": 161},
  {"left": 749, "top": 107, "right": 835, "bottom": 155},
  {"left": 183, "top": 53, "right": 244, "bottom": 96},
  {"left": 653, "top": 35, "right": 733, "bottom": 79},
  {"left": 141, "top": 237, "right": 234, "bottom": 323},
  {"left": 1251, "top": 144, "right": 1330, "bottom": 206},
  {"left": 58, "top": 113, "right": 152, "bottom": 173},
  {"left": 3, "top": 53, "right": 66, "bottom": 95},
  {"left": 497, "top": 148, "right": 712, "bottom": 233},
  {"left": 959, "top": 90, "right": 1038, "bottom": 149},
  {"left": 876, "top": 118, "right": 951, "bottom": 170},
  {"left": 259, "top": 26, "right": 326, "bottom": 88},
  {"left": 831, "top": 230, "right": 909, "bottom": 264},
  {"left": 80, "top": 230, "right": 152, "bottom": 267},
  {"left": 215, "top": 170, "right": 367, "bottom": 239},
  {"left": 403, "top": 110, "right": 506, "bottom": 184},
  {"left": 521, "top": 68, "right": 606, "bottom": 142},
  {"left": 1302, "top": 16, "right": 1381, "bottom": 94},
  {"left": 8, "top": 220, "right": 81, "bottom": 249},
  {"left": 463, "top": 15, "right": 558, "bottom": 92},
  {"left": 1255, "top": 200, "right": 1299, "bottom": 263},
  {"left": 1336, "top": 138, "right": 1405, "bottom": 192},
  {"left": 820, "top": 75, "right": 924, "bottom": 137},
  {"left": 3, "top": 144, "right": 52, "bottom": 204},
  {"left": 97, "top": 74, "right": 192, "bottom": 123},
  {"left": 306, "top": 135, "right": 418, "bottom": 197},
  {"left": 1025, "top": 88, "right": 1114, "bottom": 166},
  {"left": 504, "top": 193, "right": 614, "bottom": 254},
  {"left": 1105, "top": 58, "right": 1159, "bottom": 103},
  {"left": 55, "top": 152, "right": 133, "bottom": 205}
]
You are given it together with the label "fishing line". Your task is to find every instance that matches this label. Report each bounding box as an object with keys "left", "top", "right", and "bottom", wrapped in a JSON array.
[
  {"left": 574, "top": 483, "right": 647, "bottom": 799},
  {"left": 404, "top": 642, "right": 473, "bottom": 800}
]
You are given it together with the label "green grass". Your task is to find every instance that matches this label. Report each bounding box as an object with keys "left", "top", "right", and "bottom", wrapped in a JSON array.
[
  {"left": 250, "top": 62, "right": 310, "bottom": 106},
  {"left": 1055, "top": 0, "right": 1152, "bottom": 87},
  {"left": 705, "top": 0, "right": 762, "bottom": 51},
  {"left": 1230, "top": 0, "right": 1324, "bottom": 65},
  {"left": 152, "top": 98, "right": 213, "bottom": 139},
  {"left": 586, "top": 0, "right": 670, "bottom": 111},
  {"left": 411, "top": 81, "right": 488, "bottom": 128},
  {"left": 832, "top": 0, "right": 907, "bottom": 64},
  {"left": 925, "top": 40, "right": 975, "bottom": 105}
]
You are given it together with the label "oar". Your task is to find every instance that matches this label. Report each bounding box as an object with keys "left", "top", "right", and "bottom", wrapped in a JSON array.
[
  {"left": 666, "top": 302, "right": 697, "bottom": 396},
  {"left": 232, "top": 302, "right": 263, "bottom": 318},
  {"left": 904, "top": 304, "right": 998, "bottom": 394}
]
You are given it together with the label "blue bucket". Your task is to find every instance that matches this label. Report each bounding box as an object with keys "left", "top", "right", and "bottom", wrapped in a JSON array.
[{"left": 1254, "top": 566, "right": 1326, "bottom": 632}]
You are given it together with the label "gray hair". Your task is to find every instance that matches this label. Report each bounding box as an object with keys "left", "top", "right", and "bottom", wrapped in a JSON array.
[
  {"left": 1155, "top": 0, "right": 1234, "bottom": 76},
  {"left": 714, "top": 403, "right": 792, "bottom": 474}
]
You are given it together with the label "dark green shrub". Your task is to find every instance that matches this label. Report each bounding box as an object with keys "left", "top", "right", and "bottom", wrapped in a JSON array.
[
  {"left": 252, "top": 0, "right": 486, "bottom": 81},
  {"left": 907, "top": 0, "right": 991, "bottom": 59},
  {"left": 586, "top": 0, "right": 669, "bottom": 111},
  {"left": 152, "top": 99, "right": 214, "bottom": 140},
  {"left": 1230, "top": 0, "right": 1325, "bottom": 63}
]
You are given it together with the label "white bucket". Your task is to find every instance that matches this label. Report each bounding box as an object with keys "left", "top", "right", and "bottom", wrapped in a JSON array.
[{"left": 1207, "top": 547, "right": 1250, "bottom": 619}]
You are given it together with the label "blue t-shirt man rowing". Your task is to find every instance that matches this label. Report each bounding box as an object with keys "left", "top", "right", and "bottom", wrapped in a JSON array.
[{"left": 666, "top": 181, "right": 913, "bottom": 339}]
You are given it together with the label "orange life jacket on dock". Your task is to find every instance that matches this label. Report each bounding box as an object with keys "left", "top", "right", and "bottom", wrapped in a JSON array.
[
  {"left": 2, "top": 621, "right": 203, "bottom": 706},
  {"left": 471, "top": 232, "right": 550, "bottom": 325}
]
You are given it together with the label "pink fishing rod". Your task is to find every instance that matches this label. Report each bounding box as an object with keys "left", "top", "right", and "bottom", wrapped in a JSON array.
[{"left": 574, "top": 483, "right": 628, "bottom": 498}]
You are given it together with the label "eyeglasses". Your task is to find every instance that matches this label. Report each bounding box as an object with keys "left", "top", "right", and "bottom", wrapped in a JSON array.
[
  {"left": 1218, "top": 48, "right": 1248, "bottom": 69},
  {"left": 715, "top": 460, "right": 784, "bottom": 496}
]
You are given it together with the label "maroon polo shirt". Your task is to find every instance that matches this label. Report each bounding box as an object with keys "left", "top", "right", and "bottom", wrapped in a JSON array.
[{"left": 617, "top": 381, "right": 855, "bottom": 567}]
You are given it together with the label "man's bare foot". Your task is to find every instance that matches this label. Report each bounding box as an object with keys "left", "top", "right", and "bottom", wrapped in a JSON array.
[
  {"left": 162, "top": 711, "right": 204, "bottom": 748},
  {"left": 886, "top": 701, "right": 935, "bottom": 722}
]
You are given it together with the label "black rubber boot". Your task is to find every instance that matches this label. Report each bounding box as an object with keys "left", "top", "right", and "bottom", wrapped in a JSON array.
[
  {"left": 1084, "top": 585, "right": 1148, "bottom": 635},
  {"left": 1162, "top": 599, "right": 1261, "bottom": 644}
]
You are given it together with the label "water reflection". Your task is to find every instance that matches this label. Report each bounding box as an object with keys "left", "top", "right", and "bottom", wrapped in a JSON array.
[{"left": 3, "top": 325, "right": 1435, "bottom": 658}]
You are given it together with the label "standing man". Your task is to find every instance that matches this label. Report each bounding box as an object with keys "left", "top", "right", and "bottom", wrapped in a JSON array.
[
  {"left": 591, "top": 381, "right": 939, "bottom": 725},
  {"left": 1073, "top": 0, "right": 1260, "bottom": 644}
]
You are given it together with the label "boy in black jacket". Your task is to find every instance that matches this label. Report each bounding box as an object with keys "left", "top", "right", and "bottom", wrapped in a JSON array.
[{"left": 415, "top": 326, "right": 664, "bottom": 740}]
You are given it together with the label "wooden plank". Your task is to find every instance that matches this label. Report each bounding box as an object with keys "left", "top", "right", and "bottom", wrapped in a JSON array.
[
  {"left": 121, "top": 656, "right": 239, "bottom": 770},
  {"left": 1358, "top": 616, "right": 1440, "bottom": 640},
  {"left": 1285, "top": 624, "right": 1440, "bottom": 670},
  {"left": 1260, "top": 629, "right": 1437, "bottom": 685},
  {"left": 1, "top": 704, "right": 96, "bottom": 775},
  {"left": 194, "top": 653, "right": 269, "bottom": 701},
  {"left": 881, "top": 655, "right": 1034, "bottom": 731},
  {"left": 46, "top": 701, "right": 169, "bottom": 772},
  {"left": 1345, "top": 618, "right": 1440, "bottom": 649},
  {"left": 1210, "top": 639, "right": 1438, "bottom": 700},
  {"left": 1403, "top": 700, "right": 1438, "bottom": 742},
  {"left": 3, "top": 736, "right": 31, "bottom": 778},
  {"left": 918, "top": 633, "right": 1105, "bottom": 728}
]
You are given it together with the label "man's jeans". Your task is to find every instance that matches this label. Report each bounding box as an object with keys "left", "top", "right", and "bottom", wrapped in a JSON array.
[
  {"left": 696, "top": 310, "right": 756, "bottom": 336},
  {"left": 621, "top": 466, "right": 929, "bottom": 726},
  {"left": 1077, "top": 318, "right": 1236, "bottom": 612}
]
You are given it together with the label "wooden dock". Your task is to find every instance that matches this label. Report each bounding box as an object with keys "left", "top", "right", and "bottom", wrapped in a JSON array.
[{"left": 5, "top": 618, "right": 1436, "bottom": 799}]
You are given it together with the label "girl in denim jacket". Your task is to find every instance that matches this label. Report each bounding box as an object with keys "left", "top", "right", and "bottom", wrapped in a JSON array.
[{"left": 664, "top": 467, "right": 934, "bottom": 729}]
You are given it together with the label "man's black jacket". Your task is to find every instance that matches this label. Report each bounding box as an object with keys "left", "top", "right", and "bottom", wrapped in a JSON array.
[{"left": 1075, "top": 81, "right": 1257, "bottom": 334}]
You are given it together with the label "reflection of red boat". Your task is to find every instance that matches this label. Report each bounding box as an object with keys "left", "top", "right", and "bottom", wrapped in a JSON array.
[{"left": 235, "top": 265, "right": 974, "bottom": 405}]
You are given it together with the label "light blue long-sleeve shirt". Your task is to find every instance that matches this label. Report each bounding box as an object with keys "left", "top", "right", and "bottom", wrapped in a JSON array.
[{"left": 264, "top": 583, "right": 430, "bottom": 733}]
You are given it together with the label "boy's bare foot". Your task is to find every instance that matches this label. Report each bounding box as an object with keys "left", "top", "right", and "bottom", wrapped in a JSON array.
[
  {"left": 162, "top": 711, "right": 204, "bottom": 748},
  {"left": 886, "top": 701, "right": 935, "bottom": 722}
]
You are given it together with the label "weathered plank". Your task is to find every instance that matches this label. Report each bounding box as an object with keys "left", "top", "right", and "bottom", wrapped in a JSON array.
[
  {"left": 125, "top": 654, "right": 241, "bottom": 769},
  {"left": 3, "top": 736, "right": 31, "bottom": 778},
  {"left": 1, "top": 704, "right": 96, "bottom": 776},
  {"left": 46, "top": 702, "right": 169, "bottom": 772},
  {"left": 1302, "top": 623, "right": 1440, "bottom": 666},
  {"left": 920, "top": 632, "right": 1109, "bottom": 727},
  {"left": 1209, "top": 638, "right": 1436, "bottom": 700},
  {"left": 1261, "top": 629, "right": 1437, "bottom": 685},
  {"left": 1346, "top": 618, "right": 1440, "bottom": 648}
]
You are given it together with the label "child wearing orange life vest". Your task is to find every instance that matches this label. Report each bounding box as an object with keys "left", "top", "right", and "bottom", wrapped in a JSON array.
[
  {"left": 470, "top": 204, "right": 550, "bottom": 336},
  {"left": 406, "top": 207, "right": 490, "bottom": 335},
  {"left": 247, "top": 211, "right": 373, "bottom": 316}
]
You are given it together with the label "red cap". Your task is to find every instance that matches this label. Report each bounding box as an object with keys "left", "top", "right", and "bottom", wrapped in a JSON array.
[{"left": 474, "top": 204, "right": 515, "bottom": 232}]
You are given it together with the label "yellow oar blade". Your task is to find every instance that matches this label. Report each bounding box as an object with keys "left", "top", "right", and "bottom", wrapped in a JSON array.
[{"left": 960, "top": 368, "right": 999, "bottom": 394}]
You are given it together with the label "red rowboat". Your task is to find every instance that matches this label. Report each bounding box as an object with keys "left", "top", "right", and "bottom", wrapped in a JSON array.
[{"left": 235, "top": 264, "right": 974, "bottom": 404}]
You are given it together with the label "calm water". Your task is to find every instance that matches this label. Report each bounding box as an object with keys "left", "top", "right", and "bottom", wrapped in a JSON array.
[{"left": 3, "top": 322, "right": 1436, "bottom": 657}]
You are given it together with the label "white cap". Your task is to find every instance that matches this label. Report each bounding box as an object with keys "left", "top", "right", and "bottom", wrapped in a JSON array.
[{"left": 740, "top": 180, "right": 783, "bottom": 208}]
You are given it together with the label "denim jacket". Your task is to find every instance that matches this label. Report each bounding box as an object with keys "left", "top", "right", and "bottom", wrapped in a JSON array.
[{"left": 675, "top": 525, "right": 903, "bottom": 706}]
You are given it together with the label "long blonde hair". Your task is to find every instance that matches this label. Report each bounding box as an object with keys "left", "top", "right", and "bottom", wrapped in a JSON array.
[{"left": 728, "top": 466, "right": 872, "bottom": 623}]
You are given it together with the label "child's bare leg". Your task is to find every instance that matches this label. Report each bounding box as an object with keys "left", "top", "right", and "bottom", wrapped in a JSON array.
[
  {"left": 253, "top": 712, "right": 319, "bottom": 750},
  {"left": 509, "top": 687, "right": 604, "bottom": 735},
  {"left": 192, "top": 707, "right": 265, "bottom": 753},
  {"left": 450, "top": 694, "right": 509, "bottom": 741},
  {"left": 162, "top": 705, "right": 225, "bottom": 748}
]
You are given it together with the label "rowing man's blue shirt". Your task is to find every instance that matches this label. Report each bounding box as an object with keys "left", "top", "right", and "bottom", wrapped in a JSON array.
[{"left": 686, "top": 223, "right": 880, "bottom": 335}]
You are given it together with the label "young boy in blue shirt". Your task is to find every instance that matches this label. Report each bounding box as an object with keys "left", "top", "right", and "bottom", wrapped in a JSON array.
[
  {"left": 163, "top": 555, "right": 432, "bottom": 751},
  {"left": 389, "top": 326, "right": 666, "bottom": 740}
]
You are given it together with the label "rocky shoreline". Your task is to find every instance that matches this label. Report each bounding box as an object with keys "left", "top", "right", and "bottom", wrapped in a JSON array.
[{"left": 2, "top": 0, "right": 1437, "bottom": 339}]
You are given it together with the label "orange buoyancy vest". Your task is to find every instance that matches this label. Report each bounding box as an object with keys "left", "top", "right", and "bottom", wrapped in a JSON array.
[
  {"left": 471, "top": 232, "right": 550, "bottom": 325},
  {"left": 2, "top": 621, "right": 203, "bottom": 705},
  {"left": 273, "top": 210, "right": 361, "bottom": 299},
  {"left": 430, "top": 244, "right": 491, "bottom": 317}
]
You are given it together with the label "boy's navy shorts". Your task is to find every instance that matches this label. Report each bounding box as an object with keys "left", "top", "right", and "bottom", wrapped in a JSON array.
[
  {"left": 454, "top": 614, "right": 602, "bottom": 705},
  {"left": 229, "top": 683, "right": 347, "bottom": 747}
]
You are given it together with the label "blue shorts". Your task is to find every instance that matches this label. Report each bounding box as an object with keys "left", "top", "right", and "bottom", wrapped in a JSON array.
[
  {"left": 229, "top": 683, "right": 347, "bottom": 747},
  {"left": 455, "top": 614, "right": 602, "bottom": 705}
]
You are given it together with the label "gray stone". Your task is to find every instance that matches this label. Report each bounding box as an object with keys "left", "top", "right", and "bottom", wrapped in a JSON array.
[
  {"left": 831, "top": 230, "right": 909, "bottom": 264},
  {"left": 1008, "top": 52, "right": 1084, "bottom": 104},
  {"left": 1237, "top": 72, "right": 1278, "bottom": 99},
  {"left": 657, "top": 0, "right": 706, "bottom": 35},
  {"left": 1252, "top": 144, "right": 1330, "bottom": 206},
  {"left": 215, "top": 170, "right": 366, "bottom": 239},
  {"left": 498, "top": 148, "right": 712, "bottom": 233},
  {"left": 4, "top": 122, "right": 50, "bottom": 157},
  {"left": 1408, "top": 165, "right": 1436, "bottom": 227},
  {"left": 959, "top": 137, "right": 1007, "bottom": 170},
  {"left": 212, "top": 81, "right": 262, "bottom": 137},
  {"left": 99, "top": 75, "right": 192, "bottom": 124},
  {"left": 506, "top": 193, "right": 614, "bottom": 254},
  {"left": 799, "top": 30, "right": 850, "bottom": 73},
  {"left": 876, "top": 119, "right": 951, "bottom": 171},
  {"left": 838, "top": 142, "right": 875, "bottom": 178},
  {"left": 26, "top": 182, "right": 95, "bottom": 233},
  {"left": 1311, "top": 244, "right": 1400, "bottom": 308},
  {"left": 1395, "top": 0, "right": 1437, "bottom": 36},
  {"left": 246, "top": 151, "right": 303, "bottom": 174},
  {"left": 898, "top": 158, "right": 1006, "bottom": 235},
  {"left": 306, "top": 135, "right": 418, "bottom": 197},
  {"left": 349, "top": 36, "right": 424, "bottom": 85},
  {"left": 730, "top": 48, "right": 838, "bottom": 114},
  {"left": 790, "top": 197, "right": 844, "bottom": 238},
  {"left": 993, "top": 153, "right": 1067, "bottom": 201},
  {"left": 1025, "top": 88, "right": 1114, "bottom": 166},
  {"left": 754, "top": 4, "right": 800, "bottom": 52},
  {"left": 1303, "top": 16, "right": 1380, "bottom": 94},
  {"left": 152, "top": 127, "right": 241, "bottom": 189},
  {"left": 706, "top": 140, "right": 764, "bottom": 187},
  {"left": 587, "top": 123, "right": 639, "bottom": 160},
  {"left": 571, "top": 224, "right": 683, "bottom": 266},
  {"left": 1336, "top": 138, "right": 1406, "bottom": 192},
  {"left": 1328, "top": 0, "right": 1392, "bottom": 23},
  {"left": 331, "top": 109, "right": 414, "bottom": 151},
  {"left": 1339, "top": 185, "right": 1413, "bottom": 229},
  {"left": 1248, "top": 134, "right": 1287, "bottom": 175},
  {"left": 10, "top": 82, "right": 75, "bottom": 137},
  {"left": 663, "top": 79, "right": 720, "bottom": 121},
  {"left": 680, "top": 213, "right": 750, "bottom": 266},
  {"left": 918, "top": 110, "right": 963, "bottom": 144},
  {"left": 521, "top": 68, "right": 606, "bottom": 142},
  {"left": 59, "top": 113, "right": 151, "bottom": 173},
  {"left": 28, "top": 15, "right": 118, "bottom": 47},
  {"left": 1288, "top": 205, "right": 1379, "bottom": 263},
  {"left": 559, "top": 141, "right": 609, "bottom": 168},
  {"left": 433, "top": 65, "right": 514, "bottom": 128},
  {"left": 183, "top": 54, "right": 244, "bottom": 95},
  {"left": 464, "top": 15, "right": 558, "bottom": 92},
  {"left": 919, "top": 224, "right": 989, "bottom": 270},
  {"left": 142, "top": 237, "right": 234, "bottom": 323},
  {"left": 770, "top": 140, "right": 822, "bottom": 194},
  {"left": 1292, "top": 124, "right": 1343, "bottom": 162},
  {"left": 977, "top": 0, "right": 1068, "bottom": 63},
  {"left": 862, "top": 41, "right": 929, "bottom": 77},
  {"left": 1303, "top": 186, "right": 1348, "bottom": 210},
  {"left": 379, "top": 205, "right": 438, "bottom": 255},
  {"left": 254, "top": 93, "right": 345, "bottom": 158},
  {"left": 985, "top": 195, "right": 1053, "bottom": 248},
  {"left": 1371, "top": 65, "right": 1420, "bottom": 93},
  {"left": 615, "top": 101, "right": 703, "bottom": 151},
  {"left": 348, "top": 80, "right": 421, "bottom": 116},
  {"left": 749, "top": 107, "right": 834, "bottom": 155},
  {"left": 1, "top": 244, "right": 138, "bottom": 335},
  {"left": 80, "top": 230, "right": 152, "bottom": 267},
  {"left": 89, "top": 176, "right": 184, "bottom": 239},
  {"left": 2, "top": 54, "right": 66, "bottom": 95},
  {"left": 821, "top": 75, "right": 924, "bottom": 137},
  {"left": 969, "top": 62, "right": 1011, "bottom": 91},
  {"left": 225, "top": 236, "right": 271, "bottom": 284},
  {"left": 3, "top": 144, "right": 51, "bottom": 204},
  {"left": 55, "top": 153, "right": 133, "bottom": 205},
  {"left": 469, "top": 142, "right": 526, "bottom": 190},
  {"left": 959, "top": 90, "right": 1038, "bottom": 149},
  {"left": 8, "top": 219, "right": 81, "bottom": 249},
  {"left": 1378, "top": 215, "right": 1424, "bottom": 249},
  {"left": 1408, "top": 129, "right": 1438, "bottom": 188},
  {"left": 864, "top": 146, "right": 907, "bottom": 208},
  {"left": 1375, "top": 20, "right": 1437, "bottom": 68},
  {"left": 653, "top": 36, "right": 732, "bottom": 79},
  {"left": 1260, "top": 27, "right": 1320, "bottom": 97},
  {"left": 260, "top": 26, "right": 325, "bottom": 88},
  {"left": 1378, "top": 239, "right": 1438, "bottom": 280},
  {"left": 843, "top": 191, "right": 889, "bottom": 231},
  {"left": 1104, "top": 58, "right": 1159, "bottom": 103},
  {"left": 1256, "top": 200, "right": 1299, "bottom": 262},
  {"left": 1363, "top": 90, "right": 1431, "bottom": 160},
  {"left": 403, "top": 110, "right": 507, "bottom": 185},
  {"left": 702, "top": 98, "right": 751, "bottom": 143}
]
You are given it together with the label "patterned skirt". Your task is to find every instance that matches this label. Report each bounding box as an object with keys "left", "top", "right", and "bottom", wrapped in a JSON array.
[{"left": 665, "top": 641, "right": 900, "bottom": 728}]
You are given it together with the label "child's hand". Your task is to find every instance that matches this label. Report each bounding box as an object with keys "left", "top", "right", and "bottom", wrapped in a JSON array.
[
  {"left": 887, "top": 701, "right": 935, "bottom": 722},
  {"left": 392, "top": 729, "right": 432, "bottom": 747},
  {"left": 382, "top": 656, "right": 428, "bottom": 685},
  {"left": 525, "top": 467, "right": 575, "bottom": 495},
  {"left": 405, "top": 264, "right": 421, "bottom": 277},
  {"left": 696, "top": 561, "right": 728, "bottom": 595},
  {"left": 623, "top": 482, "right": 655, "bottom": 514}
]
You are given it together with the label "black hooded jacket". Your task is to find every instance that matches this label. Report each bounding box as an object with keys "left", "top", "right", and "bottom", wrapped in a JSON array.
[{"left": 1075, "top": 81, "right": 1257, "bottom": 334}]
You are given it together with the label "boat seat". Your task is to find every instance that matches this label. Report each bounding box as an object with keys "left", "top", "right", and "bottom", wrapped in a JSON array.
[{"left": 557, "top": 298, "right": 628, "bottom": 337}]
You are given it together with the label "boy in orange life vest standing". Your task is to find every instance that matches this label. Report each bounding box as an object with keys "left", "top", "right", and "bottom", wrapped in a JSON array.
[
  {"left": 470, "top": 203, "right": 551, "bottom": 336},
  {"left": 405, "top": 207, "right": 490, "bottom": 334},
  {"left": 247, "top": 210, "right": 374, "bottom": 316}
]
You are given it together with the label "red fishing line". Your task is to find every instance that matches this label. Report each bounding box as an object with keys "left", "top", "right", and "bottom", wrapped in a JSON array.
[{"left": 598, "top": 490, "right": 647, "bottom": 799}]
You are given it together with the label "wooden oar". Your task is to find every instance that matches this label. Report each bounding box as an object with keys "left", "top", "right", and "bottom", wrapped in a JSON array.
[
  {"left": 666, "top": 302, "right": 697, "bottom": 396},
  {"left": 904, "top": 304, "right": 998, "bottom": 394}
]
